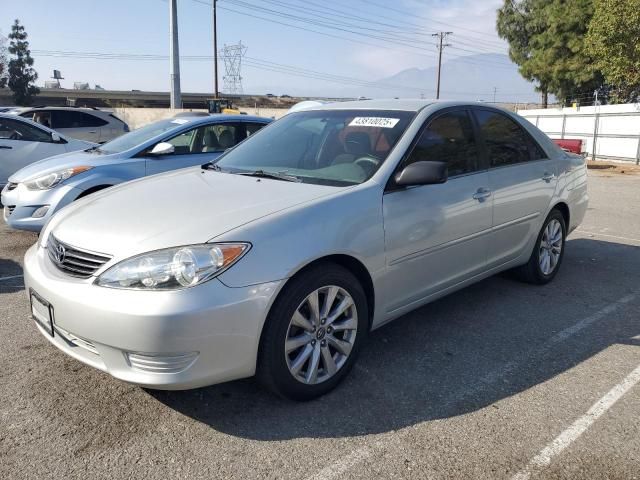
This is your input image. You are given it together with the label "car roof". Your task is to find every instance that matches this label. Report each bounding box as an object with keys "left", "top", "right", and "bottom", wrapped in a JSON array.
[
  {"left": 179, "top": 114, "right": 272, "bottom": 125},
  {"left": 303, "top": 99, "right": 513, "bottom": 113}
]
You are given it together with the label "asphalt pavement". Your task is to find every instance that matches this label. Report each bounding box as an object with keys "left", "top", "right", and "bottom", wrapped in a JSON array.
[{"left": 1, "top": 170, "right": 639, "bottom": 479}]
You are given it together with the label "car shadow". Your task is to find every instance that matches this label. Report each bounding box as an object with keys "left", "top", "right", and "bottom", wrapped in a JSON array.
[
  {"left": 0, "top": 258, "right": 25, "bottom": 293},
  {"left": 148, "top": 237, "right": 639, "bottom": 441}
]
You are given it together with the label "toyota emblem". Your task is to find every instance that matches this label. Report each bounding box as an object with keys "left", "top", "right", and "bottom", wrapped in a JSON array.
[{"left": 53, "top": 243, "right": 66, "bottom": 264}]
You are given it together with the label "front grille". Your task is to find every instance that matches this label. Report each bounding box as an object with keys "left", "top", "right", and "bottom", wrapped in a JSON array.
[
  {"left": 6, "top": 182, "right": 17, "bottom": 191},
  {"left": 47, "top": 235, "right": 112, "bottom": 278},
  {"left": 5, "top": 205, "right": 15, "bottom": 216}
]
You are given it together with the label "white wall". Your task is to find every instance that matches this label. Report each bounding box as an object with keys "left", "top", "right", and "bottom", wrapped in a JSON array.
[
  {"left": 113, "top": 107, "right": 289, "bottom": 130},
  {"left": 518, "top": 104, "right": 640, "bottom": 163}
]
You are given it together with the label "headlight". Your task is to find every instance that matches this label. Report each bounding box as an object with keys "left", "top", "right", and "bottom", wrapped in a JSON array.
[
  {"left": 25, "top": 166, "right": 93, "bottom": 190},
  {"left": 96, "top": 243, "right": 250, "bottom": 290}
]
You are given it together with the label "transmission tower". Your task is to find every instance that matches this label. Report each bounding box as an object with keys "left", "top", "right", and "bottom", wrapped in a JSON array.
[{"left": 222, "top": 42, "right": 247, "bottom": 95}]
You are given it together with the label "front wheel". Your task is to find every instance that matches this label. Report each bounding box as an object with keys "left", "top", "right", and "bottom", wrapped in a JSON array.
[
  {"left": 258, "top": 263, "right": 368, "bottom": 401},
  {"left": 515, "top": 209, "right": 566, "bottom": 284}
]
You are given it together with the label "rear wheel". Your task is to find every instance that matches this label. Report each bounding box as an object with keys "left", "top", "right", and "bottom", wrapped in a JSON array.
[
  {"left": 258, "top": 263, "right": 368, "bottom": 401},
  {"left": 515, "top": 209, "right": 566, "bottom": 284}
]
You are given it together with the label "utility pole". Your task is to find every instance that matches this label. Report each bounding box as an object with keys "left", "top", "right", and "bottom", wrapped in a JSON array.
[
  {"left": 213, "top": 0, "right": 219, "bottom": 98},
  {"left": 432, "top": 31, "right": 452, "bottom": 100},
  {"left": 493, "top": 87, "right": 497, "bottom": 103},
  {"left": 169, "top": 0, "right": 182, "bottom": 109}
]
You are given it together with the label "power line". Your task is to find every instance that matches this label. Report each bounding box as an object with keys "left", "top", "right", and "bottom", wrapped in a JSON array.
[
  {"left": 192, "top": 0, "right": 517, "bottom": 70},
  {"left": 31, "top": 48, "right": 538, "bottom": 98},
  {"left": 358, "top": 0, "right": 505, "bottom": 41}
]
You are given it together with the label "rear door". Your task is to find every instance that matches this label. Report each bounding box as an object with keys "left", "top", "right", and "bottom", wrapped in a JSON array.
[
  {"left": 382, "top": 109, "right": 493, "bottom": 313},
  {"left": 144, "top": 122, "right": 250, "bottom": 176},
  {"left": 472, "top": 108, "right": 558, "bottom": 267}
]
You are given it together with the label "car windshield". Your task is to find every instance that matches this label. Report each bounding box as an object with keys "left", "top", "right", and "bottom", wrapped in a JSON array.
[
  {"left": 214, "top": 109, "right": 415, "bottom": 186},
  {"left": 97, "top": 118, "right": 190, "bottom": 154}
]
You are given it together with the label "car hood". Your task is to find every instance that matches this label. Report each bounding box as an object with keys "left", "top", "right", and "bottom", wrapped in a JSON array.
[
  {"left": 9, "top": 149, "right": 121, "bottom": 183},
  {"left": 47, "top": 168, "right": 343, "bottom": 260}
]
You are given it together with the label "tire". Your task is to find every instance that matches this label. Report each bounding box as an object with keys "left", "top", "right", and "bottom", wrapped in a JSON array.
[
  {"left": 258, "top": 263, "right": 368, "bottom": 401},
  {"left": 514, "top": 209, "right": 567, "bottom": 285}
]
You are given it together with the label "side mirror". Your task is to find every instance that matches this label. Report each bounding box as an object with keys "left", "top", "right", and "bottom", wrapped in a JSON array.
[
  {"left": 394, "top": 161, "right": 448, "bottom": 187},
  {"left": 51, "top": 132, "right": 62, "bottom": 143},
  {"left": 150, "top": 142, "right": 175, "bottom": 156}
]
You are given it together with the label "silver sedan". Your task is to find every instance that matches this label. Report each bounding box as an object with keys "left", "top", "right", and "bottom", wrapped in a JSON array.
[{"left": 23, "top": 100, "right": 588, "bottom": 400}]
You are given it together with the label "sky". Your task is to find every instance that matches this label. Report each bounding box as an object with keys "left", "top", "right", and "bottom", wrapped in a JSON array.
[{"left": 0, "top": 0, "right": 516, "bottom": 98}]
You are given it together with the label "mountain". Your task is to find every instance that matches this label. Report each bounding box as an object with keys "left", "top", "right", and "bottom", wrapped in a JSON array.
[{"left": 356, "top": 53, "right": 541, "bottom": 103}]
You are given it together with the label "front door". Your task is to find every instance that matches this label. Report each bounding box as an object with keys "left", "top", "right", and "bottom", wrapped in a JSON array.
[
  {"left": 382, "top": 109, "right": 493, "bottom": 314},
  {"left": 472, "top": 108, "right": 558, "bottom": 267},
  {"left": 0, "top": 117, "right": 61, "bottom": 185}
]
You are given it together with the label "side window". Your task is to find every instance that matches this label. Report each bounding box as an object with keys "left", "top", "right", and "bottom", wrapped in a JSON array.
[
  {"left": 52, "top": 110, "right": 85, "bottom": 129},
  {"left": 80, "top": 112, "right": 108, "bottom": 127},
  {"left": 245, "top": 122, "right": 266, "bottom": 137},
  {"left": 201, "top": 123, "right": 244, "bottom": 153},
  {"left": 31, "top": 110, "right": 53, "bottom": 129},
  {"left": 165, "top": 127, "right": 200, "bottom": 155},
  {"left": 0, "top": 118, "right": 52, "bottom": 143},
  {"left": 162, "top": 123, "right": 247, "bottom": 156},
  {"left": 406, "top": 110, "right": 480, "bottom": 177},
  {"left": 474, "top": 110, "right": 543, "bottom": 167}
]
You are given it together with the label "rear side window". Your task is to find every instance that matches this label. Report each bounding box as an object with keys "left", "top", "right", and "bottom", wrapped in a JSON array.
[
  {"left": 80, "top": 112, "right": 108, "bottom": 127},
  {"left": 406, "top": 110, "right": 480, "bottom": 177},
  {"left": 52, "top": 111, "right": 107, "bottom": 128},
  {"left": 245, "top": 122, "right": 266, "bottom": 137},
  {"left": 474, "top": 110, "right": 545, "bottom": 167}
]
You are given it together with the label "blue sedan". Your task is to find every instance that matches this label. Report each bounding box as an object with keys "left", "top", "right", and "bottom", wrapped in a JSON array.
[{"left": 1, "top": 114, "right": 271, "bottom": 231}]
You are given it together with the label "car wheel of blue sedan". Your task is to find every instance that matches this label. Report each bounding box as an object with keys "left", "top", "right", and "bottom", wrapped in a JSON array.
[{"left": 258, "top": 263, "right": 368, "bottom": 401}]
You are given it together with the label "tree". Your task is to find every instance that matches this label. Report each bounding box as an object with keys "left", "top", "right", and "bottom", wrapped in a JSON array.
[
  {"left": 7, "top": 19, "right": 39, "bottom": 105},
  {"left": 497, "top": 0, "right": 552, "bottom": 107},
  {"left": 0, "top": 33, "right": 8, "bottom": 89},
  {"left": 586, "top": 0, "right": 640, "bottom": 103},
  {"left": 497, "top": 0, "right": 602, "bottom": 107}
]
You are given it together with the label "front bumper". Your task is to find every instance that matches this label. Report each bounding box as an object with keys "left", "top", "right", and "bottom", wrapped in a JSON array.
[
  {"left": 1, "top": 182, "right": 80, "bottom": 232},
  {"left": 24, "top": 243, "right": 283, "bottom": 389}
]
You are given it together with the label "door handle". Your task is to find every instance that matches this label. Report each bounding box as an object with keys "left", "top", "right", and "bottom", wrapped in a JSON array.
[
  {"left": 0, "top": 145, "right": 12, "bottom": 149},
  {"left": 473, "top": 188, "right": 492, "bottom": 201},
  {"left": 542, "top": 172, "right": 556, "bottom": 182},
  {"left": 87, "top": 131, "right": 97, "bottom": 134}
]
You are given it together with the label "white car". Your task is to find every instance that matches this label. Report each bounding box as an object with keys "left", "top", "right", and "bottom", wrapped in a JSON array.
[
  {"left": 0, "top": 113, "right": 96, "bottom": 191},
  {"left": 15, "top": 107, "right": 129, "bottom": 143}
]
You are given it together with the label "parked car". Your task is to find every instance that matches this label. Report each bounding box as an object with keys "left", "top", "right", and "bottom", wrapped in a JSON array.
[
  {"left": 23, "top": 100, "right": 588, "bottom": 400},
  {"left": 2, "top": 114, "right": 271, "bottom": 231},
  {"left": 0, "top": 113, "right": 96, "bottom": 192},
  {"left": 14, "top": 107, "right": 129, "bottom": 143},
  {"left": 553, "top": 138, "right": 585, "bottom": 155}
]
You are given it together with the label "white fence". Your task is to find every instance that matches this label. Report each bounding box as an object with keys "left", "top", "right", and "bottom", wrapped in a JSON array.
[{"left": 518, "top": 104, "right": 640, "bottom": 164}]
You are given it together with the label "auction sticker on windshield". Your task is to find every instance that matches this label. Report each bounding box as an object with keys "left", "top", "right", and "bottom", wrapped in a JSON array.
[{"left": 349, "top": 117, "right": 400, "bottom": 128}]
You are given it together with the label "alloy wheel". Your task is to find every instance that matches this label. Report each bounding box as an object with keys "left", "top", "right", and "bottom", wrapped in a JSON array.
[
  {"left": 539, "top": 218, "right": 563, "bottom": 275},
  {"left": 284, "top": 285, "right": 358, "bottom": 385}
]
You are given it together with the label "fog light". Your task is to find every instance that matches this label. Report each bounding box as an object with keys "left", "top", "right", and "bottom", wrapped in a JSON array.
[
  {"left": 32, "top": 206, "right": 50, "bottom": 218},
  {"left": 126, "top": 351, "right": 199, "bottom": 373}
]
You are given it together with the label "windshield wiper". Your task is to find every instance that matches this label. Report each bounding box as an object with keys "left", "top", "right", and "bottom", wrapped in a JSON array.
[
  {"left": 202, "top": 162, "right": 223, "bottom": 171},
  {"left": 236, "top": 170, "right": 301, "bottom": 182},
  {"left": 86, "top": 145, "right": 104, "bottom": 154}
]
